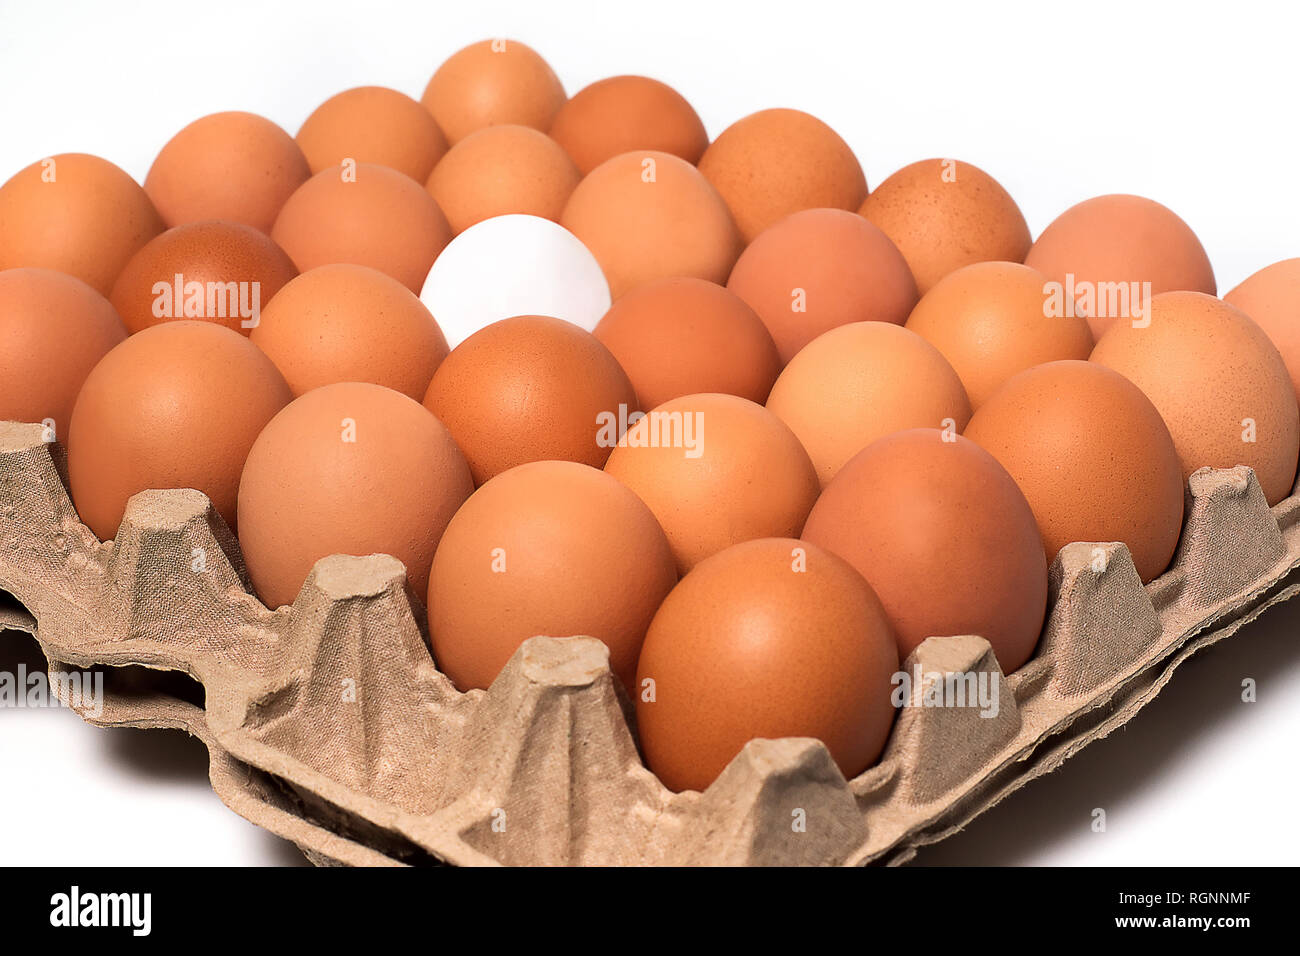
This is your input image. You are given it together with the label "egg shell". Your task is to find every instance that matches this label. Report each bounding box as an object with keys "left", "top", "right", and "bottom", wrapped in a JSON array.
[
  {"left": 428, "top": 459, "right": 677, "bottom": 691},
  {"left": 0, "top": 153, "right": 164, "bottom": 296},
  {"left": 635, "top": 537, "right": 899, "bottom": 793},
  {"left": 1090, "top": 290, "right": 1300, "bottom": 506},
  {"left": 727, "top": 207, "right": 918, "bottom": 364},
  {"left": 603, "top": 393, "right": 820, "bottom": 573},
  {"left": 249, "top": 263, "right": 449, "bottom": 399},
  {"left": 803, "top": 428, "right": 1047, "bottom": 672},
  {"left": 766, "top": 322, "right": 972, "bottom": 487},
  {"left": 905, "top": 261, "right": 1094, "bottom": 409},
  {"left": 964, "top": 360, "right": 1184, "bottom": 582},
  {"left": 423, "top": 314, "right": 636, "bottom": 484},
  {"left": 420, "top": 39, "right": 566, "bottom": 144},
  {"left": 297, "top": 86, "right": 449, "bottom": 183},
  {"left": 67, "top": 321, "right": 291, "bottom": 540},
  {"left": 1224, "top": 258, "right": 1300, "bottom": 399},
  {"left": 236, "top": 381, "right": 472, "bottom": 610}
]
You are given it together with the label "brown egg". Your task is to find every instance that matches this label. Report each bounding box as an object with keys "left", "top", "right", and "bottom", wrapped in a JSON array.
[
  {"left": 0, "top": 153, "right": 164, "bottom": 296},
  {"left": 425, "top": 125, "right": 580, "bottom": 234},
  {"left": 603, "top": 393, "right": 820, "bottom": 573},
  {"left": 67, "top": 321, "right": 291, "bottom": 540},
  {"left": 1224, "top": 258, "right": 1300, "bottom": 399},
  {"left": 423, "top": 315, "right": 637, "bottom": 484},
  {"left": 727, "top": 208, "right": 918, "bottom": 363},
  {"left": 144, "top": 112, "right": 311, "bottom": 234},
  {"left": 237, "top": 382, "right": 472, "bottom": 609},
  {"left": 964, "top": 361, "right": 1184, "bottom": 581},
  {"left": 0, "top": 268, "right": 127, "bottom": 441},
  {"left": 592, "top": 277, "right": 781, "bottom": 408},
  {"left": 859, "top": 158, "right": 1032, "bottom": 294},
  {"left": 250, "top": 263, "right": 449, "bottom": 399},
  {"left": 803, "top": 429, "right": 1047, "bottom": 671},
  {"left": 428, "top": 459, "right": 677, "bottom": 691},
  {"left": 561, "top": 150, "right": 740, "bottom": 298},
  {"left": 109, "top": 220, "right": 298, "bottom": 335},
  {"left": 296, "top": 86, "right": 449, "bottom": 183},
  {"left": 548, "top": 75, "right": 708, "bottom": 175},
  {"left": 420, "top": 39, "right": 566, "bottom": 145},
  {"left": 635, "top": 537, "right": 898, "bottom": 792},
  {"left": 1091, "top": 291, "right": 1300, "bottom": 506},
  {"left": 698, "top": 108, "right": 867, "bottom": 244},
  {"left": 271, "top": 163, "right": 452, "bottom": 293},
  {"left": 905, "top": 261, "right": 1094, "bottom": 409},
  {"left": 766, "top": 322, "right": 971, "bottom": 487},
  {"left": 1025, "top": 194, "right": 1216, "bottom": 339}
]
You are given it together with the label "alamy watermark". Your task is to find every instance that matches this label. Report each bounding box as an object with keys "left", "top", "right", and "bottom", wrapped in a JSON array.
[{"left": 0, "top": 664, "right": 103, "bottom": 717}]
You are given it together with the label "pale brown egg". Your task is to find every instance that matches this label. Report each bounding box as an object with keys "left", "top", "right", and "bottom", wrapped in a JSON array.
[
  {"left": 0, "top": 268, "right": 127, "bottom": 442},
  {"left": 271, "top": 163, "right": 452, "bottom": 293},
  {"left": 1090, "top": 291, "right": 1300, "bottom": 505},
  {"left": 1224, "top": 258, "right": 1300, "bottom": 399},
  {"left": 904, "top": 261, "right": 1094, "bottom": 409},
  {"left": 428, "top": 459, "right": 677, "bottom": 691},
  {"left": 250, "top": 263, "right": 449, "bottom": 399},
  {"left": 859, "top": 158, "right": 1032, "bottom": 294},
  {"left": 727, "top": 207, "right": 917, "bottom": 363},
  {"left": 237, "top": 381, "right": 472, "bottom": 609},
  {"left": 964, "top": 361, "right": 1184, "bottom": 581},
  {"left": 766, "top": 322, "right": 971, "bottom": 487},
  {"left": 592, "top": 277, "right": 781, "bottom": 409},
  {"left": 603, "top": 393, "right": 820, "bottom": 573},
  {"left": 423, "top": 315, "right": 637, "bottom": 484},
  {"left": 420, "top": 39, "right": 566, "bottom": 144},
  {"left": 698, "top": 108, "right": 867, "bottom": 243},
  {"left": 548, "top": 75, "right": 708, "bottom": 175},
  {"left": 144, "top": 112, "right": 311, "bottom": 234},
  {"left": 561, "top": 150, "right": 740, "bottom": 298},
  {"left": 0, "top": 153, "right": 164, "bottom": 296},
  {"left": 297, "top": 86, "right": 449, "bottom": 183},
  {"left": 803, "top": 429, "right": 1047, "bottom": 672},
  {"left": 67, "top": 321, "right": 291, "bottom": 540},
  {"left": 110, "top": 220, "right": 298, "bottom": 335},
  {"left": 425, "top": 125, "right": 580, "bottom": 234},
  {"left": 635, "top": 537, "right": 898, "bottom": 792}
]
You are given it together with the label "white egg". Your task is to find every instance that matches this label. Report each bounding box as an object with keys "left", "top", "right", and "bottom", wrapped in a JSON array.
[{"left": 419, "top": 214, "right": 612, "bottom": 347}]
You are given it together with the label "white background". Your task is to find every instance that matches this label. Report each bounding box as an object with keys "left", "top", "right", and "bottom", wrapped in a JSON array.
[{"left": 1, "top": 0, "right": 1297, "bottom": 866}]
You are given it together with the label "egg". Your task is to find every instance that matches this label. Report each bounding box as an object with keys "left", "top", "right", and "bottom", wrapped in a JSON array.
[
  {"left": 0, "top": 268, "right": 127, "bottom": 442},
  {"left": 425, "top": 125, "right": 580, "bottom": 235},
  {"left": 420, "top": 39, "right": 566, "bottom": 145},
  {"left": 548, "top": 75, "right": 708, "bottom": 175},
  {"left": 249, "top": 263, "right": 449, "bottom": 399},
  {"left": 803, "top": 429, "right": 1047, "bottom": 672},
  {"left": 859, "top": 158, "right": 1032, "bottom": 294},
  {"left": 727, "top": 207, "right": 918, "bottom": 363},
  {"left": 635, "top": 537, "right": 899, "bottom": 792},
  {"left": 428, "top": 459, "right": 677, "bottom": 691},
  {"left": 593, "top": 277, "right": 781, "bottom": 409},
  {"left": 271, "top": 163, "right": 452, "bottom": 293},
  {"left": 236, "top": 381, "right": 472, "bottom": 609},
  {"left": 603, "top": 393, "right": 820, "bottom": 573},
  {"left": 1025, "top": 194, "right": 1216, "bottom": 339},
  {"left": 698, "top": 108, "right": 867, "bottom": 243},
  {"left": 964, "top": 361, "right": 1184, "bottom": 581},
  {"left": 766, "top": 322, "right": 971, "bottom": 487},
  {"left": 67, "top": 321, "right": 291, "bottom": 540},
  {"left": 0, "top": 153, "right": 164, "bottom": 296},
  {"left": 423, "top": 315, "right": 636, "bottom": 484},
  {"left": 1091, "top": 291, "right": 1300, "bottom": 506},
  {"left": 561, "top": 151, "right": 740, "bottom": 298},
  {"left": 109, "top": 220, "right": 298, "bottom": 335},
  {"left": 904, "top": 261, "right": 1094, "bottom": 409},
  {"left": 144, "top": 112, "right": 311, "bottom": 233},
  {"left": 296, "top": 86, "right": 449, "bottom": 183},
  {"left": 1224, "top": 258, "right": 1300, "bottom": 398}
]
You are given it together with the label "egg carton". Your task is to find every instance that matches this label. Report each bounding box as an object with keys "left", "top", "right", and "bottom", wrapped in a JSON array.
[{"left": 2, "top": 417, "right": 1298, "bottom": 866}]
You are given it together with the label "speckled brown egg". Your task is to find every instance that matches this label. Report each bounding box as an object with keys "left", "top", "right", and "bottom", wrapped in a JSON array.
[
  {"left": 297, "top": 86, "right": 449, "bottom": 183},
  {"left": 420, "top": 39, "right": 566, "bottom": 144},
  {"left": 1224, "top": 258, "right": 1300, "bottom": 399}
]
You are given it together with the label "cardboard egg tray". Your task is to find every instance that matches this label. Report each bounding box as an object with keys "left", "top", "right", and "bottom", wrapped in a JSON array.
[{"left": 2, "top": 416, "right": 1299, "bottom": 866}]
